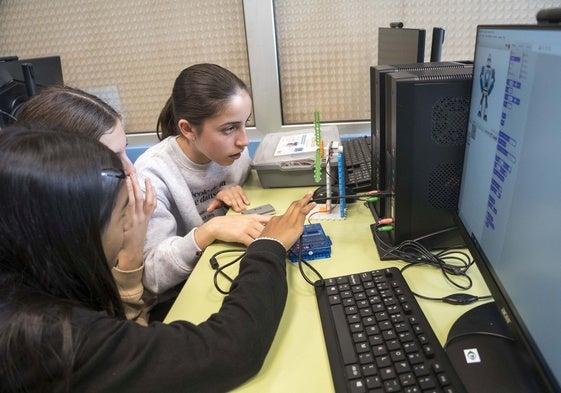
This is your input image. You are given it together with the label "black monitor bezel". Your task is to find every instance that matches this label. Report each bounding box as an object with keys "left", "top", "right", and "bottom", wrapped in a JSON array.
[{"left": 454, "top": 214, "right": 559, "bottom": 393}]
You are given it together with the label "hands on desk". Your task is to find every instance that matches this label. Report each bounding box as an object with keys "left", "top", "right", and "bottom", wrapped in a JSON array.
[
  {"left": 207, "top": 185, "right": 250, "bottom": 213},
  {"left": 196, "top": 213, "right": 272, "bottom": 249},
  {"left": 197, "top": 192, "right": 315, "bottom": 250},
  {"left": 259, "top": 191, "right": 316, "bottom": 251}
]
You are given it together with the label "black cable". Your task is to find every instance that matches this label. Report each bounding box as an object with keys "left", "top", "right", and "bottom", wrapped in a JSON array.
[
  {"left": 398, "top": 253, "right": 492, "bottom": 305},
  {"left": 409, "top": 289, "right": 493, "bottom": 304},
  {"left": 207, "top": 212, "right": 472, "bottom": 298},
  {"left": 376, "top": 225, "right": 459, "bottom": 260},
  {"left": 208, "top": 236, "right": 328, "bottom": 294},
  {"left": 398, "top": 246, "right": 473, "bottom": 290},
  {"left": 0, "top": 109, "right": 17, "bottom": 121},
  {"left": 297, "top": 256, "right": 325, "bottom": 287},
  {"left": 311, "top": 192, "right": 393, "bottom": 204},
  {"left": 289, "top": 236, "right": 325, "bottom": 287},
  {"left": 411, "top": 226, "right": 460, "bottom": 244},
  {"left": 374, "top": 226, "right": 473, "bottom": 275},
  {"left": 370, "top": 224, "right": 493, "bottom": 304},
  {"left": 208, "top": 248, "right": 246, "bottom": 295}
]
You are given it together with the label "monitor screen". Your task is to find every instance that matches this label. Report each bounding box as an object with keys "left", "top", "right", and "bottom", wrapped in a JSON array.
[
  {"left": 0, "top": 56, "right": 64, "bottom": 128},
  {"left": 378, "top": 27, "right": 425, "bottom": 65},
  {"left": 1, "top": 56, "right": 64, "bottom": 88},
  {"left": 456, "top": 24, "right": 561, "bottom": 392}
]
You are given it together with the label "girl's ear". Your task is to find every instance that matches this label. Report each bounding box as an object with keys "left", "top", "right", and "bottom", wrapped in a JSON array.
[{"left": 178, "top": 119, "right": 196, "bottom": 141}]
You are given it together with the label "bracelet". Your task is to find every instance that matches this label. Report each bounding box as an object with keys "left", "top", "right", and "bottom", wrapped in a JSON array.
[{"left": 254, "top": 236, "right": 286, "bottom": 250}]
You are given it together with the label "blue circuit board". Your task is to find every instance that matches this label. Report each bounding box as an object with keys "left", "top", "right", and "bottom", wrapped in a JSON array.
[{"left": 288, "top": 223, "right": 332, "bottom": 262}]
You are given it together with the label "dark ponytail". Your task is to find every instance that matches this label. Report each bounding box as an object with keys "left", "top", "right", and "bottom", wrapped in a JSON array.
[
  {"left": 156, "top": 63, "right": 250, "bottom": 141},
  {"left": 156, "top": 96, "right": 176, "bottom": 140}
]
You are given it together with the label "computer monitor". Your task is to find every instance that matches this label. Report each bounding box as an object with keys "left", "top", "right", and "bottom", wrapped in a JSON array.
[
  {"left": 0, "top": 56, "right": 64, "bottom": 128},
  {"left": 451, "top": 24, "right": 561, "bottom": 392},
  {"left": 1, "top": 56, "right": 64, "bottom": 88},
  {"left": 377, "top": 27, "right": 426, "bottom": 65}
]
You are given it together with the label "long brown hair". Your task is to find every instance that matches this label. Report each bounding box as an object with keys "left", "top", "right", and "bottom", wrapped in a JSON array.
[{"left": 17, "top": 85, "right": 122, "bottom": 139}]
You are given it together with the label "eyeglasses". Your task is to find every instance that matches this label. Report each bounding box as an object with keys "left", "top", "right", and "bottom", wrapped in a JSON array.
[{"left": 100, "top": 168, "right": 126, "bottom": 179}]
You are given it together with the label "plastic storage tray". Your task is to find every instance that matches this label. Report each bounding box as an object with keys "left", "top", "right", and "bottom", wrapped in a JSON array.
[{"left": 251, "top": 126, "right": 340, "bottom": 188}]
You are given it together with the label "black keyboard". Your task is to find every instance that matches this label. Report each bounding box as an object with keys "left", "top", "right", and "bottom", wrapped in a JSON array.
[
  {"left": 315, "top": 267, "right": 467, "bottom": 393},
  {"left": 342, "top": 136, "right": 372, "bottom": 192}
]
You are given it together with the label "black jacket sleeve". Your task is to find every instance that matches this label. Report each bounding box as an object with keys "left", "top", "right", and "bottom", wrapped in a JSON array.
[{"left": 70, "top": 239, "right": 288, "bottom": 393}]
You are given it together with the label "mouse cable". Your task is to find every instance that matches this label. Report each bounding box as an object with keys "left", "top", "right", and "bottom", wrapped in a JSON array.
[
  {"left": 400, "top": 254, "right": 474, "bottom": 291},
  {"left": 400, "top": 260, "right": 492, "bottom": 306},
  {"left": 209, "top": 248, "right": 246, "bottom": 295},
  {"left": 401, "top": 248, "right": 492, "bottom": 306},
  {"left": 411, "top": 291, "right": 489, "bottom": 305}
]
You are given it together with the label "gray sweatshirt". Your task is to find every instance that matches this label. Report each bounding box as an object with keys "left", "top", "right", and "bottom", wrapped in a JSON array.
[{"left": 134, "top": 136, "right": 251, "bottom": 295}]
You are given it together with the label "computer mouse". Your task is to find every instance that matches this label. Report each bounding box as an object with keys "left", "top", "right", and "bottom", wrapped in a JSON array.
[{"left": 312, "top": 185, "right": 355, "bottom": 204}]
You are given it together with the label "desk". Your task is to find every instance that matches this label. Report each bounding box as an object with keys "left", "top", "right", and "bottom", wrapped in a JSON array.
[{"left": 164, "top": 171, "right": 491, "bottom": 392}]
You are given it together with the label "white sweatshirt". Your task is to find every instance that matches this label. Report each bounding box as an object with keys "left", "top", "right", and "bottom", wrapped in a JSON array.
[{"left": 134, "top": 136, "right": 251, "bottom": 295}]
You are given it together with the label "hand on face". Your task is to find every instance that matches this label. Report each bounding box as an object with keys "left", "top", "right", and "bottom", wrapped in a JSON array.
[{"left": 116, "top": 174, "right": 157, "bottom": 270}]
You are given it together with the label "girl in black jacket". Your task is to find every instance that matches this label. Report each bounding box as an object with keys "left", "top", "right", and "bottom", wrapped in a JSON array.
[{"left": 0, "top": 126, "right": 314, "bottom": 393}]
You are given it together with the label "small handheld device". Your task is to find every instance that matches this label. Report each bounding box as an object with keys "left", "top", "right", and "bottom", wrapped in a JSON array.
[{"left": 241, "top": 203, "right": 275, "bottom": 215}]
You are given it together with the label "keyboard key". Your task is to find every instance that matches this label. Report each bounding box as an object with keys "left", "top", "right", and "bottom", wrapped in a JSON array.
[{"left": 349, "top": 379, "right": 366, "bottom": 393}]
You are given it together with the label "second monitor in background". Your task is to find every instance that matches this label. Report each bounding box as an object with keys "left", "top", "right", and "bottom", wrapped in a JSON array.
[{"left": 0, "top": 56, "right": 64, "bottom": 127}]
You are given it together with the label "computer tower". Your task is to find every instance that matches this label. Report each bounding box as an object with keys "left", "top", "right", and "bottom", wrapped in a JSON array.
[
  {"left": 373, "top": 66, "right": 473, "bottom": 258},
  {"left": 369, "top": 61, "right": 472, "bottom": 217}
]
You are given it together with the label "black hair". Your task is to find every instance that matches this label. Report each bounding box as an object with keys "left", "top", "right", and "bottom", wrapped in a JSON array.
[
  {"left": 156, "top": 63, "right": 250, "bottom": 140},
  {"left": 0, "top": 126, "right": 126, "bottom": 392}
]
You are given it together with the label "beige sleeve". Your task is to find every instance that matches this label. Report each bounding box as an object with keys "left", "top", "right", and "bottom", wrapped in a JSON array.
[{"left": 112, "top": 263, "right": 155, "bottom": 326}]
